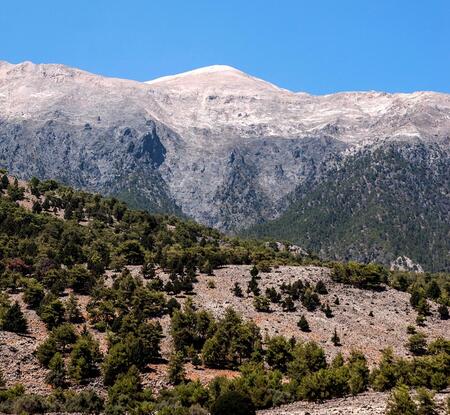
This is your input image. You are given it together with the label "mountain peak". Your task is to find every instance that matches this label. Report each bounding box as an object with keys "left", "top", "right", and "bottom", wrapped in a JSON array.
[
  {"left": 145, "top": 64, "right": 287, "bottom": 94},
  {"left": 146, "top": 65, "right": 244, "bottom": 84}
]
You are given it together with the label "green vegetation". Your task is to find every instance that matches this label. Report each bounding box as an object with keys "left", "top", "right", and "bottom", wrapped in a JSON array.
[{"left": 243, "top": 144, "right": 450, "bottom": 272}]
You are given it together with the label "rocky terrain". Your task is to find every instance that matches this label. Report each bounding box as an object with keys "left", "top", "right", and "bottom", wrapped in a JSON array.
[
  {"left": 1, "top": 264, "right": 448, "bottom": 396},
  {"left": 258, "top": 391, "right": 450, "bottom": 415},
  {"left": 0, "top": 61, "right": 449, "bottom": 270}
]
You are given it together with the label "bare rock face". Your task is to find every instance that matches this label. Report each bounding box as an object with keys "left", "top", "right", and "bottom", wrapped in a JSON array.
[
  {"left": 0, "top": 61, "right": 449, "bottom": 239},
  {"left": 390, "top": 256, "right": 424, "bottom": 273}
]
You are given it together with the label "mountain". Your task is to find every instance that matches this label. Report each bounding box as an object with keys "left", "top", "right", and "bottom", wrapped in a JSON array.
[{"left": 0, "top": 60, "right": 449, "bottom": 270}]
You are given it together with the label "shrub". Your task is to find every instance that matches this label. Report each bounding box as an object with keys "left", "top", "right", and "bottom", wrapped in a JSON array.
[{"left": 211, "top": 391, "right": 256, "bottom": 415}]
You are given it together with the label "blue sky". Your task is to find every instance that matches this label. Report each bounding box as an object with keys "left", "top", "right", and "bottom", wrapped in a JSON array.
[{"left": 1, "top": 0, "right": 449, "bottom": 94}]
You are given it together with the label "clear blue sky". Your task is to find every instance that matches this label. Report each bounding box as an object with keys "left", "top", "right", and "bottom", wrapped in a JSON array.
[{"left": 1, "top": 0, "right": 449, "bottom": 94}]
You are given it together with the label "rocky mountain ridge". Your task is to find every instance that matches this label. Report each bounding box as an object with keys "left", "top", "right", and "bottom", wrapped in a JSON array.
[{"left": 0, "top": 60, "right": 449, "bottom": 269}]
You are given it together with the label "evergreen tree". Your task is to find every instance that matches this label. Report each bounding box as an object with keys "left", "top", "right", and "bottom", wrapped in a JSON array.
[
  {"left": 168, "top": 351, "right": 186, "bottom": 385},
  {"left": 331, "top": 328, "right": 341, "bottom": 346},
  {"left": 0, "top": 369, "right": 5, "bottom": 388},
  {"left": 141, "top": 262, "right": 156, "bottom": 279},
  {"left": 105, "top": 366, "right": 146, "bottom": 415},
  {"left": 297, "top": 315, "right": 310, "bottom": 332},
  {"left": 46, "top": 352, "right": 66, "bottom": 387},
  {"left": 438, "top": 304, "right": 449, "bottom": 320},
  {"left": 385, "top": 384, "right": 417, "bottom": 415},
  {"left": 253, "top": 296, "right": 271, "bottom": 312},
  {"left": 315, "top": 280, "right": 328, "bottom": 294},
  {"left": 282, "top": 296, "right": 296, "bottom": 312},
  {"left": 250, "top": 265, "right": 259, "bottom": 279},
  {"left": 247, "top": 276, "right": 260, "bottom": 296},
  {"left": 426, "top": 281, "right": 441, "bottom": 300},
  {"left": 322, "top": 302, "right": 333, "bottom": 318},
  {"left": 39, "top": 299, "right": 65, "bottom": 330},
  {"left": 32, "top": 201, "right": 42, "bottom": 214},
  {"left": 68, "top": 334, "right": 101, "bottom": 383},
  {"left": 416, "top": 388, "right": 438, "bottom": 415},
  {"left": 192, "top": 353, "right": 202, "bottom": 369},
  {"left": 406, "top": 332, "right": 427, "bottom": 356},
  {"left": 66, "top": 294, "right": 83, "bottom": 323},
  {"left": 232, "top": 282, "right": 243, "bottom": 297},
  {"left": 2, "top": 301, "right": 27, "bottom": 333},
  {"left": 0, "top": 174, "right": 9, "bottom": 190},
  {"left": 23, "top": 280, "right": 45, "bottom": 309},
  {"left": 265, "top": 336, "right": 292, "bottom": 372}
]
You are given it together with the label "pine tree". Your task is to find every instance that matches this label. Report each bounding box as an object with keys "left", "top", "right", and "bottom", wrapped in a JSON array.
[
  {"left": 331, "top": 328, "right": 341, "bottom": 346},
  {"left": 250, "top": 265, "right": 259, "bottom": 279},
  {"left": 416, "top": 388, "right": 438, "bottom": 415},
  {"left": 46, "top": 352, "right": 66, "bottom": 387},
  {"left": 315, "top": 280, "right": 328, "bottom": 294},
  {"left": 168, "top": 351, "right": 185, "bottom": 385},
  {"left": 253, "top": 296, "right": 271, "bottom": 312},
  {"left": 42, "top": 198, "right": 50, "bottom": 211},
  {"left": 282, "top": 296, "right": 296, "bottom": 312},
  {"left": 66, "top": 294, "right": 82, "bottom": 323},
  {"left": 297, "top": 315, "right": 310, "bottom": 332},
  {"left": 385, "top": 384, "right": 417, "bottom": 415},
  {"left": 142, "top": 262, "right": 156, "bottom": 279},
  {"left": 406, "top": 332, "right": 427, "bottom": 356},
  {"left": 232, "top": 282, "right": 243, "bottom": 297},
  {"left": 438, "top": 304, "right": 449, "bottom": 320},
  {"left": 322, "top": 302, "right": 333, "bottom": 318},
  {"left": 0, "top": 174, "right": 8, "bottom": 190},
  {"left": 2, "top": 301, "right": 27, "bottom": 333},
  {"left": 32, "top": 201, "right": 42, "bottom": 214},
  {"left": 192, "top": 353, "right": 201, "bottom": 369},
  {"left": 0, "top": 369, "right": 5, "bottom": 388},
  {"left": 247, "top": 276, "right": 260, "bottom": 296}
]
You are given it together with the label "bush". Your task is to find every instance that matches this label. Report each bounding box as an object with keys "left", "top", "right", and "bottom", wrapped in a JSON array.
[
  {"left": 13, "top": 394, "right": 47, "bottom": 414},
  {"left": 211, "top": 391, "right": 256, "bottom": 415}
]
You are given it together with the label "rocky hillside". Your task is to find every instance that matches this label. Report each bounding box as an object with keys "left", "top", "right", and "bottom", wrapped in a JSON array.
[{"left": 0, "top": 61, "right": 449, "bottom": 270}]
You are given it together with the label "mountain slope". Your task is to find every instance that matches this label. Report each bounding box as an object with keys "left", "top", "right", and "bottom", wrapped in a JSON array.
[
  {"left": 0, "top": 61, "right": 449, "bottom": 269},
  {"left": 243, "top": 142, "right": 450, "bottom": 271}
]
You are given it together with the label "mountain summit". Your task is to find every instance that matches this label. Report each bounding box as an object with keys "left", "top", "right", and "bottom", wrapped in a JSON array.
[{"left": 0, "top": 60, "right": 449, "bottom": 270}]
